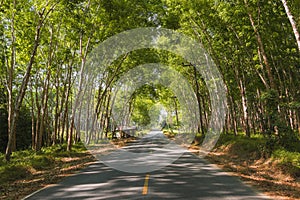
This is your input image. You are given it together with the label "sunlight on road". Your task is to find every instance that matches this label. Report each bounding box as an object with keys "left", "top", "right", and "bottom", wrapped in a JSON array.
[{"left": 99, "top": 131, "right": 188, "bottom": 173}]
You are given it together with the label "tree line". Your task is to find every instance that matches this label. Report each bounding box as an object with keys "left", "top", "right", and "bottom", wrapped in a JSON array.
[{"left": 1, "top": 0, "right": 299, "bottom": 161}]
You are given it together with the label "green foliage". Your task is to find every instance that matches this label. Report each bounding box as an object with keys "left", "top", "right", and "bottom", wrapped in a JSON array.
[
  {"left": 260, "top": 137, "right": 278, "bottom": 158},
  {"left": 0, "top": 107, "right": 32, "bottom": 153},
  {"left": 272, "top": 149, "right": 300, "bottom": 168},
  {"left": 16, "top": 107, "right": 32, "bottom": 150},
  {"left": 131, "top": 96, "right": 153, "bottom": 127},
  {"left": 277, "top": 127, "right": 300, "bottom": 152},
  {"left": 0, "top": 108, "right": 8, "bottom": 153},
  {"left": 213, "top": 133, "right": 300, "bottom": 172},
  {"left": 41, "top": 142, "right": 87, "bottom": 157},
  {"left": 0, "top": 143, "right": 88, "bottom": 184},
  {"left": 257, "top": 129, "right": 300, "bottom": 158},
  {"left": 0, "top": 0, "right": 299, "bottom": 168},
  {"left": 272, "top": 149, "right": 300, "bottom": 177},
  {"left": 30, "top": 155, "right": 55, "bottom": 170},
  {"left": 0, "top": 164, "right": 31, "bottom": 183},
  {"left": 215, "top": 133, "right": 265, "bottom": 159}
]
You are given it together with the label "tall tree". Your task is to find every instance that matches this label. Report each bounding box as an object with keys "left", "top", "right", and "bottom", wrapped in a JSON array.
[
  {"left": 281, "top": 0, "right": 300, "bottom": 52},
  {"left": 4, "top": 0, "right": 57, "bottom": 161}
]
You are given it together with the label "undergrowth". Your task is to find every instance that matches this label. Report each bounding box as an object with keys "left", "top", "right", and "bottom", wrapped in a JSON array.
[
  {"left": 0, "top": 143, "right": 88, "bottom": 184},
  {"left": 210, "top": 132, "right": 300, "bottom": 178}
]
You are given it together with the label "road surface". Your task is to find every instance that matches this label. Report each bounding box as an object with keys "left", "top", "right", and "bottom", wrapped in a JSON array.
[{"left": 24, "top": 131, "right": 270, "bottom": 200}]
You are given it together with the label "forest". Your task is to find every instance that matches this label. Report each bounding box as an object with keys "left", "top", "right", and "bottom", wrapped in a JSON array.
[{"left": 0, "top": 0, "right": 300, "bottom": 167}]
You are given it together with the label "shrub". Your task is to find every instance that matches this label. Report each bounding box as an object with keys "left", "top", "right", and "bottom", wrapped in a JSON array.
[
  {"left": 272, "top": 149, "right": 300, "bottom": 167},
  {"left": 30, "top": 155, "right": 55, "bottom": 170},
  {"left": 0, "top": 164, "right": 31, "bottom": 182},
  {"left": 0, "top": 107, "right": 32, "bottom": 153},
  {"left": 272, "top": 149, "right": 300, "bottom": 177}
]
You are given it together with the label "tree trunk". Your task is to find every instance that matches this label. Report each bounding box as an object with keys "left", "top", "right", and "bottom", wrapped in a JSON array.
[
  {"left": 6, "top": 0, "right": 16, "bottom": 159},
  {"left": 239, "top": 78, "right": 250, "bottom": 137},
  {"left": 281, "top": 0, "right": 300, "bottom": 52},
  {"left": 60, "top": 62, "right": 73, "bottom": 144},
  {"left": 68, "top": 35, "right": 91, "bottom": 151},
  {"left": 5, "top": 3, "right": 56, "bottom": 161},
  {"left": 6, "top": 14, "right": 42, "bottom": 161},
  {"left": 34, "top": 81, "right": 41, "bottom": 150},
  {"left": 30, "top": 82, "right": 36, "bottom": 149},
  {"left": 193, "top": 65, "right": 205, "bottom": 134},
  {"left": 244, "top": 0, "right": 276, "bottom": 90},
  {"left": 229, "top": 93, "right": 238, "bottom": 136},
  {"left": 53, "top": 70, "right": 60, "bottom": 145}
]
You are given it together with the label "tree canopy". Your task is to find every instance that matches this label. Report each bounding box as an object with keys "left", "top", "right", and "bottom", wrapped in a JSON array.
[{"left": 1, "top": 0, "right": 300, "bottom": 161}]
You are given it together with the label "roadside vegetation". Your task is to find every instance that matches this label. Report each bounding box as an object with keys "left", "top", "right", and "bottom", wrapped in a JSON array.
[
  {"left": 0, "top": 143, "right": 95, "bottom": 200},
  {"left": 163, "top": 128, "right": 300, "bottom": 199},
  {"left": 196, "top": 132, "right": 300, "bottom": 200},
  {"left": 0, "top": 0, "right": 299, "bottom": 199}
]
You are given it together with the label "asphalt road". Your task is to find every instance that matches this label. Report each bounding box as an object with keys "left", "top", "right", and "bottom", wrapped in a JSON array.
[{"left": 24, "top": 131, "right": 270, "bottom": 200}]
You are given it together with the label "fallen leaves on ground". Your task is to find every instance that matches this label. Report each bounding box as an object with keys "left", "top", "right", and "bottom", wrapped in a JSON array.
[
  {"left": 189, "top": 145, "right": 300, "bottom": 200},
  {"left": 0, "top": 138, "right": 137, "bottom": 200},
  {"left": 0, "top": 152, "right": 95, "bottom": 200}
]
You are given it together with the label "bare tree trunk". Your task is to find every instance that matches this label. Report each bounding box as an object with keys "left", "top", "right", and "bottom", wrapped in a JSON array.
[
  {"left": 233, "top": 57, "right": 251, "bottom": 137},
  {"left": 30, "top": 81, "right": 36, "bottom": 149},
  {"left": 37, "top": 26, "right": 54, "bottom": 149},
  {"left": 281, "top": 0, "right": 300, "bottom": 52},
  {"left": 53, "top": 70, "right": 60, "bottom": 145},
  {"left": 60, "top": 62, "right": 73, "bottom": 144},
  {"left": 297, "top": 110, "right": 300, "bottom": 134},
  {"left": 36, "top": 66, "right": 51, "bottom": 150},
  {"left": 104, "top": 90, "right": 112, "bottom": 136},
  {"left": 244, "top": 0, "right": 275, "bottom": 90},
  {"left": 193, "top": 65, "right": 205, "bottom": 134},
  {"left": 34, "top": 79, "right": 41, "bottom": 150},
  {"left": 239, "top": 78, "right": 250, "bottom": 137},
  {"left": 5, "top": 3, "right": 56, "bottom": 161},
  {"left": 68, "top": 35, "right": 91, "bottom": 151},
  {"left": 75, "top": 101, "right": 83, "bottom": 143},
  {"left": 229, "top": 94, "right": 238, "bottom": 136},
  {"left": 6, "top": 12, "right": 42, "bottom": 161},
  {"left": 84, "top": 86, "right": 93, "bottom": 144},
  {"left": 6, "top": 0, "right": 16, "bottom": 157}
]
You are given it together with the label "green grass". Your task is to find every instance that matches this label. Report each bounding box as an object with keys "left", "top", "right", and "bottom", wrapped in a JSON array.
[
  {"left": 0, "top": 143, "right": 88, "bottom": 184},
  {"left": 210, "top": 132, "right": 300, "bottom": 177},
  {"left": 272, "top": 148, "right": 300, "bottom": 177},
  {"left": 0, "top": 164, "right": 31, "bottom": 182},
  {"left": 272, "top": 149, "right": 300, "bottom": 166},
  {"left": 212, "top": 133, "right": 266, "bottom": 159}
]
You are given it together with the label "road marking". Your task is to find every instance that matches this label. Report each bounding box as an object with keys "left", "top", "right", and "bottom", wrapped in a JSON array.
[{"left": 142, "top": 174, "right": 150, "bottom": 195}]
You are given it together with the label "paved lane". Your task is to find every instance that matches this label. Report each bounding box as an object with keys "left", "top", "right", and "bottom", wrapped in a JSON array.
[{"left": 24, "top": 131, "right": 270, "bottom": 200}]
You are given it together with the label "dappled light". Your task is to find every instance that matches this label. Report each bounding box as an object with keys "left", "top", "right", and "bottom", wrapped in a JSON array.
[
  {"left": 25, "top": 149, "right": 269, "bottom": 200},
  {"left": 1, "top": 0, "right": 299, "bottom": 199}
]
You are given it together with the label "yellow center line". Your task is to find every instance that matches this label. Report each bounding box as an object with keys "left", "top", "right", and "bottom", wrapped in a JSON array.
[{"left": 142, "top": 174, "right": 150, "bottom": 195}]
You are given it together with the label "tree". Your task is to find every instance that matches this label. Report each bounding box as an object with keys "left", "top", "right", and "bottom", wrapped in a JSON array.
[
  {"left": 1, "top": 0, "right": 299, "bottom": 159},
  {"left": 4, "top": 0, "right": 57, "bottom": 161},
  {"left": 281, "top": 0, "right": 300, "bottom": 52}
]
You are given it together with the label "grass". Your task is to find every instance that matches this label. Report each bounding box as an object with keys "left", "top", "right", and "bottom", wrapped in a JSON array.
[
  {"left": 199, "top": 132, "right": 300, "bottom": 199},
  {"left": 162, "top": 128, "right": 181, "bottom": 138},
  {"left": 211, "top": 133, "right": 300, "bottom": 168},
  {"left": 0, "top": 142, "right": 96, "bottom": 200},
  {"left": 272, "top": 148, "right": 300, "bottom": 177},
  {"left": 0, "top": 142, "right": 93, "bottom": 191},
  {"left": 272, "top": 149, "right": 300, "bottom": 167},
  {"left": 0, "top": 164, "right": 31, "bottom": 183},
  {"left": 164, "top": 130, "right": 300, "bottom": 175}
]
